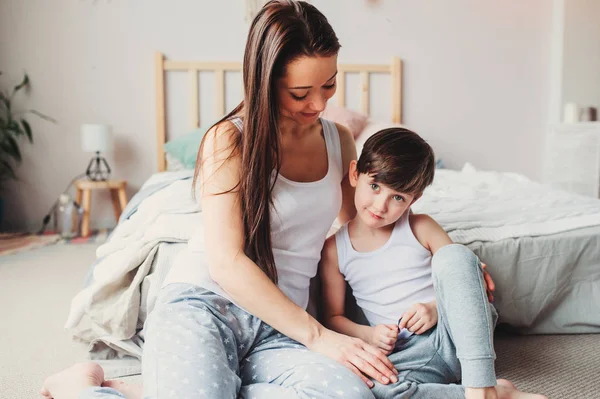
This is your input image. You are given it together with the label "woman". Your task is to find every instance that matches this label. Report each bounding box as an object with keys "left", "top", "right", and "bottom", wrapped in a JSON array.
[{"left": 42, "top": 1, "right": 397, "bottom": 398}]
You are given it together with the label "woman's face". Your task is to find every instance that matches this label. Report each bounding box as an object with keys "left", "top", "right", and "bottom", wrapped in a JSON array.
[{"left": 277, "top": 55, "right": 338, "bottom": 125}]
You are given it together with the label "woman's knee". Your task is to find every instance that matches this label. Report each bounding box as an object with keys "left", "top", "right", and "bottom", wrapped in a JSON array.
[
  {"left": 291, "top": 363, "right": 375, "bottom": 398},
  {"left": 144, "top": 287, "right": 226, "bottom": 354}
]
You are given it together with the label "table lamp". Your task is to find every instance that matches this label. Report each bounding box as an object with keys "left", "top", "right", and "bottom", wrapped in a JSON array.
[{"left": 81, "top": 123, "right": 113, "bottom": 181}]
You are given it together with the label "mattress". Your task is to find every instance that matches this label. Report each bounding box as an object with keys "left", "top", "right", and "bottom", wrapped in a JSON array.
[
  {"left": 468, "top": 225, "right": 600, "bottom": 334},
  {"left": 411, "top": 165, "right": 600, "bottom": 334}
]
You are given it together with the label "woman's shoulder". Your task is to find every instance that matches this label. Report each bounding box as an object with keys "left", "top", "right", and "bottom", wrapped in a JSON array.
[
  {"left": 331, "top": 121, "right": 353, "bottom": 143},
  {"left": 320, "top": 118, "right": 353, "bottom": 143},
  {"left": 208, "top": 119, "right": 241, "bottom": 141},
  {"left": 326, "top": 121, "right": 356, "bottom": 170},
  {"left": 202, "top": 119, "right": 242, "bottom": 160}
]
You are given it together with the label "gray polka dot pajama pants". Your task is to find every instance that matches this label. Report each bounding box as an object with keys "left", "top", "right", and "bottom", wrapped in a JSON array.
[{"left": 80, "top": 283, "right": 373, "bottom": 399}]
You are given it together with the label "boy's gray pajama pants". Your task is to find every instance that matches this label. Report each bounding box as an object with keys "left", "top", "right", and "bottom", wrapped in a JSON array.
[
  {"left": 370, "top": 244, "right": 499, "bottom": 399},
  {"left": 80, "top": 283, "right": 374, "bottom": 399}
]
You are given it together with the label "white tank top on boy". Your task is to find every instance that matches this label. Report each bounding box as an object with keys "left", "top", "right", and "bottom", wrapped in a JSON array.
[
  {"left": 163, "top": 118, "right": 343, "bottom": 312},
  {"left": 335, "top": 209, "right": 436, "bottom": 338}
]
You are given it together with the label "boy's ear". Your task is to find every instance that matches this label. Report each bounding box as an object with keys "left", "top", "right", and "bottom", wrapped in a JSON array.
[{"left": 348, "top": 160, "right": 359, "bottom": 187}]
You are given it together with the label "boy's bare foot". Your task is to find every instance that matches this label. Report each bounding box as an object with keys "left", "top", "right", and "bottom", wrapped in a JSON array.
[
  {"left": 40, "top": 362, "right": 104, "bottom": 399},
  {"left": 495, "top": 379, "right": 547, "bottom": 399},
  {"left": 103, "top": 380, "right": 143, "bottom": 399},
  {"left": 465, "top": 379, "right": 548, "bottom": 399}
]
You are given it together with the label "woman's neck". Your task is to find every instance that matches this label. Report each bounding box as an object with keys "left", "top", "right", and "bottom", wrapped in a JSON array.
[{"left": 278, "top": 115, "right": 320, "bottom": 139}]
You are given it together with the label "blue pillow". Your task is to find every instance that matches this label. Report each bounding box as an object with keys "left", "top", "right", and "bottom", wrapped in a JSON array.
[{"left": 164, "top": 127, "right": 209, "bottom": 170}]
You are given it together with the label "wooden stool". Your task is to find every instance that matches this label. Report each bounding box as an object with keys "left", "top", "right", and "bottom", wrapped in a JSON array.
[{"left": 74, "top": 179, "right": 128, "bottom": 237}]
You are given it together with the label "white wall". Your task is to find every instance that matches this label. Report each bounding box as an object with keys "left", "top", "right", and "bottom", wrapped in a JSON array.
[
  {"left": 562, "top": 0, "right": 600, "bottom": 113},
  {"left": 0, "top": 0, "right": 553, "bottom": 232},
  {"left": 317, "top": 0, "right": 552, "bottom": 176}
]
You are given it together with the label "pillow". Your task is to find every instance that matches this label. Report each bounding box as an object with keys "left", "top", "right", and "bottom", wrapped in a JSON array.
[
  {"left": 164, "top": 127, "right": 209, "bottom": 170},
  {"left": 321, "top": 104, "right": 369, "bottom": 139}
]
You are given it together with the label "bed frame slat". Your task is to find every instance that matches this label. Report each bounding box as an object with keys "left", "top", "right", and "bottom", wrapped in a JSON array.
[
  {"left": 337, "top": 71, "right": 346, "bottom": 107},
  {"left": 189, "top": 70, "right": 199, "bottom": 128},
  {"left": 360, "top": 71, "right": 369, "bottom": 115}
]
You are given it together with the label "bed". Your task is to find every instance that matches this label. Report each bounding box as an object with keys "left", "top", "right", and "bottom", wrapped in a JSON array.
[{"left": 65, "top": 52, "right": 600, "bottom": 366}]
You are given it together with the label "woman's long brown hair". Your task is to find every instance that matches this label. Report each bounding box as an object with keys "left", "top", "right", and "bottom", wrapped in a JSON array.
[{"left": 193, "top": 0, "right": 340, "bottom": 283}]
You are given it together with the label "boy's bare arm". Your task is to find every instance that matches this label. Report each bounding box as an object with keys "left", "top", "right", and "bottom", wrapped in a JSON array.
[
  {"left": 409, "top": 213, "right": 452, "bottom": 254},
  {"left": 410, "top": 213, "right": 495, "bottom": 301},
  {"left": 319, "top": 236, "right": 372, "bottom": 342}
]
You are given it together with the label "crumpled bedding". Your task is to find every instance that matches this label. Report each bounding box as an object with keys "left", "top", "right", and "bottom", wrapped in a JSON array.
[{"left": 412, "top": 164, "right": 600, "bottom": 244}]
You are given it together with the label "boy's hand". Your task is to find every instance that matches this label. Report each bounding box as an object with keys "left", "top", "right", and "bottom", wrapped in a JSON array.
[
  {"left": 399, "top": 301, "right": 438, "bottom": 335},
  {"left": 481, "top": 262, "right": 495, "bottom": 302},
  {"left": 366, "top": 324, "right": 399, "bottom": 355}
]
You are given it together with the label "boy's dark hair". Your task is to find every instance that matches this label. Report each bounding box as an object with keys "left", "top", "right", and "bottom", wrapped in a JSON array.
[{"left": 357, "top": 128, "right": 435, "bottom": 195}]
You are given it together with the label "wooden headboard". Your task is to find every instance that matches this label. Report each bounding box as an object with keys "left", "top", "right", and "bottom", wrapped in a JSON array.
[{"left": 154, "top": 51, "right": 403, "bottom": 172}]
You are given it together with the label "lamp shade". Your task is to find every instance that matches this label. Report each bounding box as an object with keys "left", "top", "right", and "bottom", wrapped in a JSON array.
[{"left": 81, "top": 124, "right": 113, "bottom": 153}]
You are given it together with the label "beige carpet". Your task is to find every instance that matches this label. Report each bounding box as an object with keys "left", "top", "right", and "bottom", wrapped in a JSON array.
[
  {"left": 495, "top": 332, "right": 600, "bottom": 398},
  {"left": 1, "top": 243, "right": 94, "bottom": 399},
  {"left": 1, "top": 243, "right": 599, "bottom": 399}
]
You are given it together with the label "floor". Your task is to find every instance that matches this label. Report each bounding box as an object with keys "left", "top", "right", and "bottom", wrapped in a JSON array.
[
  {"left": 1, "top": 243, "right": 599, "bottom": 399},
  {"left": 0, "top": 243, "right": 93, "bottom": 399}
]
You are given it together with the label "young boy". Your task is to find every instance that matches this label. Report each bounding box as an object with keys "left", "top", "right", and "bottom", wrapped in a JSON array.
[{"left": 319, "top": 128, "right": 547, "bottom": 399}]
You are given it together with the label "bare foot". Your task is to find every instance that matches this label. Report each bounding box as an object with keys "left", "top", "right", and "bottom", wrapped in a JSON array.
[
  {"left": 40, "top": 362, "right": 104, "bottom": 399},
  {"left": 103, "top": 380, "right": 143, "bottom": 399},
  {"left": 495, "top": 379, "right": 548, "bottom": 399},
  {"left": 465, "top": 379, "right": 548, "bottom": 399}
]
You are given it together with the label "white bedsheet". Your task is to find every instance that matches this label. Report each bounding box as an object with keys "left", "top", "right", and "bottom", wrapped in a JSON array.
[{"left": 412, "top": 164, "right": 600, "bottom": 244}]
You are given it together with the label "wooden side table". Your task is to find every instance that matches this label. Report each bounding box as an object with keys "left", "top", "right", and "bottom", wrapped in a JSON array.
[{"left": 74, "top": 179, "right": 128, "bottom": 237}]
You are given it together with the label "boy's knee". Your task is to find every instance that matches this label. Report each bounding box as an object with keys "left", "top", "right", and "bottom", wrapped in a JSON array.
[{"left": 431, "top": 244, "right": 480, "bottom": 278}]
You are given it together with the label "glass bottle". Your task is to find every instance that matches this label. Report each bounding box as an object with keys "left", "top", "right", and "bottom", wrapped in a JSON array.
[{"left": 54, "top": 193, "right": 82, "bottom": 238}]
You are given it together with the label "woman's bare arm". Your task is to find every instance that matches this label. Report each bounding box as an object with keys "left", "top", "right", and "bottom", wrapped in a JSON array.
[{"left": 200, "top": 122, "right": 397, "bottom": 386}]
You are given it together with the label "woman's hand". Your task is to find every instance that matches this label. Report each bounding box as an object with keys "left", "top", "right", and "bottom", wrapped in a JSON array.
[
  {"left": 481, "top": 262, "right": 496, "bottom": 302},
  {"left": 308, "top": 328, "right": 398, "bottom": 387},
  {"left": 399, "top": 301, "right": 438, "bottom": 335},
  {"left": 366, "top": 324, "right": 399, "bottom": 355}
]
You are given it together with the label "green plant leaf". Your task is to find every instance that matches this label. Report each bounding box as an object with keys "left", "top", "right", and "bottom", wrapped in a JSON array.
[
  {"left": 1, "top": 134, "right": 22, "bottom": 162},
  {"left": 21, "top": 119, "right": 32, "bottom": 143},
  {"left": 13, "top": 74, "right": 30, "bottom": 93},
  {"left": 0, "top": 159, "right": 17, "bottom": 180},
  {"left": 0, "top": 73, "right": 55, "bottom": 183},
  {"left": 6, "top": 120, "right": 22, "bottom": 136},
  {"left": 0, "top": 91, "right": 10, "bottom": 114},
  {"left": 29, "top": 109, "right": 57, "bottom": 124}
]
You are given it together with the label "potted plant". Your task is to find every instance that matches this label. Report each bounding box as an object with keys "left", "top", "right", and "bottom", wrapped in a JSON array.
[{"left": 0, "top": 72, "right": 55, "bottom": 227}]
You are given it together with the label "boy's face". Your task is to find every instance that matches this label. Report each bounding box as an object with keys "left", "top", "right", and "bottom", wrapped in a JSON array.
[{"left": 349, "top": 161, "right": 420, "bottom": 229}]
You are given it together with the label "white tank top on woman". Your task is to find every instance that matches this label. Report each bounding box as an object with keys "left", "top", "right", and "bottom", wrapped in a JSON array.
[
  {"left": 335, "top": 209, "right": 436, "bottom": 328},
  {"left": 163, "top": 118, "right": 343, "bottom": 311}
]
